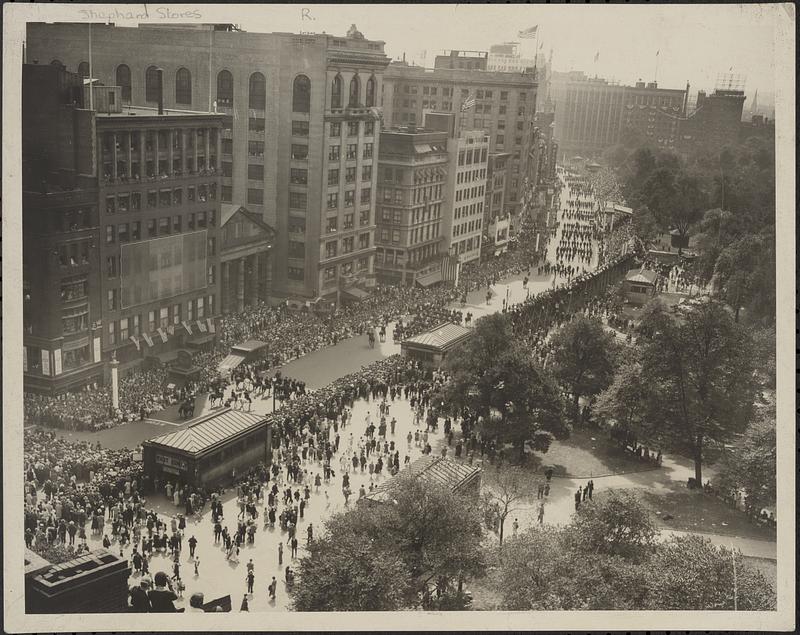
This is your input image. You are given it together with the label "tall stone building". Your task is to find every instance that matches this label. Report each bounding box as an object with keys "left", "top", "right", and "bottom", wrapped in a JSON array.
[
  {"left": 375, "top": 127, "right": 449, "bottom": 286},
  {"left": 381, "top": 62, "right": 537, "bottom": 218},
  {"left": 27, "top": 22, "right": 391, "bottom": 303},
  {"left": 22, "top": 63, "right": 223, "bottom": 393},
  {"left": 549, "top": 71, "right": 686, "bottom": 158}
]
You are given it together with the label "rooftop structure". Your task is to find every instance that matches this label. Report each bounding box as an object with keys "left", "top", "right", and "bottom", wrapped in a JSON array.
[{"left": 361, "top": 455, "right": 482, "bottom": 503}]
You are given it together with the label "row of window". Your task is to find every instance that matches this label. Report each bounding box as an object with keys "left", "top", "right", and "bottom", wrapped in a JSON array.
[
  {"left": 52, "top": 208, "right": 94, "bottom": 234},
  {"left": 379, "top": 202, "right": 442, "bottom": 225},
  {"left": 324, "top": 211, "right": 368, "bottom": 233},
  {"left": 328, "top": 143, "right": 374, "bottom": 161},
  {"left": 453, "top": 236, "right": 480, "bottom": 255},
  {"left": 328, "top": 165, "right": 372, "bottom": 186},
  {"left": 457, "top": 168, "right": 487, "bottom": 185},
  {"left": 326, "top": 190, "right": 372, "bottom": 209},
  {"left": 323, "top": 233, "right": 371, "bottom": 258},
  {"left": 102, "top": 128, "right": 216, "bottom": 155},
  {"left": 105, "top": 215, "right": 216, "bottom": 246},
  {"left": 458, "top": 148, "right": 489, "bottom": 166},
  {"left": 330, "top": 74, "right": 377, "bottom": 109},
  {"left": 453, "top": 218, "right": 482, "bottom": 237},
  {"left": 454, "top": 201, "right": 485, "bottom": 220},
  {"left": 329, "top": 121, "right": 375, "bottom": 138},
  {"left": 106, "top": 297, "right": 214, "bottom": 344},
  {"left": 105, "top": 184, "right": 216, "bottom": 214},
  {"left": 322, "top": 258, "right": 369, "bottom": 283},
  {"left": 456, "top": 184, "right": 486, "bottom": 202}
]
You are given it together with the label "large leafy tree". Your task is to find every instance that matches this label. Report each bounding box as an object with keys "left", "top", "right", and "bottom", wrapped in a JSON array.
[
  {"left": 291, "top": 477, "right": 485, "bottom": 611},
  {"left": 594, "top": 356, "right": 654, "bottom": 448},
  {"left": 565, "top": 489, "right": 656, "bottom": 560},
  {"left": 637, "top": 298, "right": 758, "bottom": 485},
  {"left": 549, "top": 315, "right": 617, "bottom": 424},
  {"left": 716, "top": 409, "right": 776, "bottom": 515},
  {"left": 712, "top": 233, "right": 776, "bottom": 324},
  {"left": 644, "top": 534, "right": 777, "bottom": 610},
  {"left": 443, "top": 315, "right": 567, "bottom": 461},
  {"left": 491, "top": 491, "right": 776, "bottom": 610}
]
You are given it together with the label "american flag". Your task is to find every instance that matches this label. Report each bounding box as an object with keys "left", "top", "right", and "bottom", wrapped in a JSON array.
[
  {"left": 441, "top": 254, "right": 460, "bottom": 283},
  {"left": 518, "top": 25, "right": 538, "bottom": 39},
  {"left": 461, "top": 95, "right": 476, "bottom": 112},
  {"left": 142, "top": 332, "right": 154, "bottom": 347}
]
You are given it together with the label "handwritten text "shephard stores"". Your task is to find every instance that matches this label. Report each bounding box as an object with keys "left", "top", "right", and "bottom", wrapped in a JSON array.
[{"left": 78, "top": 7, "right": 202, "bottom": 21}]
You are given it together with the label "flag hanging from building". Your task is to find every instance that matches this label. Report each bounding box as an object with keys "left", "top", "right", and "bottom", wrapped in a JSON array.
[
  {"left": 142, "top": 332, "right": 154, "bottom": 347},
  {"left": 129, "top": 335, "right": 140, "bottom": 351},
  {"left": 441, "top": 254, "right": 459, "bottom": 282},
  {"left": 207, "top": 317, "right": 216, "bottom": 333},
  {"left": 518, "top": 25, "right": 538, "bottom": 39},
  {"left": 156, "top": 327, "right": 168, "bottom": 343},
  {"left": 182, "top": 320, "right": 193, "bottom": 335},
  {"left": 461, "top": 95, "right": 476, "bottom": 112},
  {"left": 197, "top": 319, "right": 208, "bottom": 333}
]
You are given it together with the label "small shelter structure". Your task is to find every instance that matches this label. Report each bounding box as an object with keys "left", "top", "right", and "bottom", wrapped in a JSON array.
[
  {"left": 400, "top": 322, "right": 473, "bottom": 368},
  {"left": 623, "top": 267, "right": 659, "bottom": 305}
]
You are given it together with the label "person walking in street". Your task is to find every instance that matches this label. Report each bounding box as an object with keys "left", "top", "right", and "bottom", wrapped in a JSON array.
[
  {"left": 278, "top": 541, "right": 283, "bottom": 565},
  {"left": 307, "top": 523, "right": 313, "bottom": 545},
  {"left": 188, "top": 535, "right": 197, "bottom": 558},
  {"left": 537, "top": 502, "right": 545, "bottom": 524},
  {"left": 246, "top": 570, "right": 255, "bottom": 594},
  {"left": 587, "top": 479, "right": 594, "bottom": 500},
  {"left": 268, "top": 577, "right": 277, "bottom": 601},
  {"left": 240, "top": 593, "right": 249, "bottom": 612},
  {"left": 582, "top": 485, "right": 588, "bottom": 502},
  {"left": 290, "top": 536, "right": 299, "bottom": 558},
  {"left": 574, "top": 487, "right": 582, "bottom": 510}
]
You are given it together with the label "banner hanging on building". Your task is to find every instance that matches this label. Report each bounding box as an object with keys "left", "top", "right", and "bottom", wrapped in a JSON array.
[
  {"left": 156, "top": 327, "right": 168, "bottom": 344},
  {"left": 142, "top": 332, "right": 154, "bottom": 347},
  {"left": 206, "top": 317, "right": 216, "bottom": 333},
  {"left": 197, "top": 320, "right": 208, "bottom": 333},
  {"left": 182, "top": 320, "right": 193, "bottom": 335},
  {"left": 130, "top": 335, "right": 141, "bottom": 351}
]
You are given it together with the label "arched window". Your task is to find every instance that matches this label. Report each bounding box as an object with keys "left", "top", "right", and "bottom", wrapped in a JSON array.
[
  {"left": 292, "top": 75, "right": 310, "bottom": 113},
  {"left": 365, "top": 75, "right": 376, "bottom": 107},
  {"left": 348, "top": 75, "right": 360, "bottom": 107},
  {"left": 331, "top": 74, "right": 343, "bottom": 109},
  {"left": 175, "top": 68, "right": 192, "bottom": 104},
  {"left": 217, "top": 70, "right": 233, "bottom": 106},
  {"left": 77, "top": 62, "right": 90, "bottom": 78},
  {"left": 116, "top": 64, "right": 132, "bottom": 102},
  {"left": 249, "top": 72, "right": 266, "bottom": 110},
  {"left": 145, "top": 66, "right": 160, "bottom": 103},
  {"left": 50, "top": 59, "right": 63, "bottom": 67}
]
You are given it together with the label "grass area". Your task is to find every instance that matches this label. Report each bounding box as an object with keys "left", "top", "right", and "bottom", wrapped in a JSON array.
[
  {"left": 533, "top": 427, "right": 657, "bottom": 479},
  {"left": 637, "top": 489, "right": 777, "bottom": 541}
]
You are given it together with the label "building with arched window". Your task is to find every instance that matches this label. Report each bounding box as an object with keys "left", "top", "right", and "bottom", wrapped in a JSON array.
[
  {"left": 78, "top": 61, "right": 90, "bottom": 78},
  {"left": 348, "top": 74, "right": 361, "bottom": 107},
  {"left": 26, "top": 22, "right": 390, "bottom": 302},
  {"left": 144, "top": 65, "right": 160, "bottom": 102},
  {"left": 175, "top": 68, "right": 192, "bottom": 104},
  {"left": 216, "top": 70, "right": 233, "bottom": 106},
  {"left": 115, "top": 64, "right": 131, "bottom": 102},
  {"left": 249, "top": 72, "right": 266, "bottom": 110},
  {"left": 292, "top": 75, "right": 310, "bottom": 113}
]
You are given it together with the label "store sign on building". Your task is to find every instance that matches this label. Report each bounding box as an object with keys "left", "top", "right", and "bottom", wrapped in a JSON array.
[{"left": 155, "top": 454, "right": 188, "bottom": 471}]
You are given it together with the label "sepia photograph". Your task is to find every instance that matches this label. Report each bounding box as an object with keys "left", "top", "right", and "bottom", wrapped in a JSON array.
[{"left": 2, "top": 2, "right": 795, "bottom": 632}]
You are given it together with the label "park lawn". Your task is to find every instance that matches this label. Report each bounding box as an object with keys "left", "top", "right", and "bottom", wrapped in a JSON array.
[
  {"left": 533, "top": 427, "right": 656, "bottom": 479},
  {"left": 637, "top": 488, "right": 777, "bottom": 541}
]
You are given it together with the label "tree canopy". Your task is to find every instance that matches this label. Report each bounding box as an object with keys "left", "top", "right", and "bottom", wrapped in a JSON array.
[
  {"left": 291, "top": 477, "right": 485, "bottom": 611},
  {"left": 637, "top": 298, "right": 758, "bottom": 484},
  {"left": 549, "top": 315, "right": 617, "bottom": 423},
  {"left": 491, "top": 490, "right": 776, "bottom": 610}
]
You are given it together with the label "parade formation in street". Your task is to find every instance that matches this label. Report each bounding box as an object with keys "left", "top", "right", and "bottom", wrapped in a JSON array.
[{"left": 15, "top": 6, "right": 783, "bottom": 622}]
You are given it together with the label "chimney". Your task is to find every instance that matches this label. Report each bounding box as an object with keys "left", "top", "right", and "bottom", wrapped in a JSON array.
[{"left": 156, "top": 67, "right": 164, "bottom": 115}]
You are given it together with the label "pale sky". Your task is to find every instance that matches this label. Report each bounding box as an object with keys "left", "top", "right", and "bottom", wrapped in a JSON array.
[{"left": 230, "top": 3, "right": 784, "bottom": 107}]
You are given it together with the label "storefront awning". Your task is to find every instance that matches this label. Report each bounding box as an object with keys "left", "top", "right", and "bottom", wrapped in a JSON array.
[
  {"left": 415, "top": 270, "right": 443, "bottom": 287},
  {"left": 343, "top": 286, "right": 370, "bottom": 300},
  {"left": 218, "top": 353, "right": 246, "bottom": 373}
]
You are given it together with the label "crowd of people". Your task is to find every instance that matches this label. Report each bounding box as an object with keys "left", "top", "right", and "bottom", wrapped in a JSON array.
[{"left": 23, "top": 367, "right": 176, "bottom": 431}]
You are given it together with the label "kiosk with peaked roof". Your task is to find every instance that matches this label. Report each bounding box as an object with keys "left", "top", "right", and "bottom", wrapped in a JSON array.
[
  {"left": 142, "top": 407, "right": 271, "bottom": 487},
  {"left": 361, "top": 455, "right": 481, "bottom": 504},
  {"left": 400, "top": 322, "right": 473, "bottom": 368}
]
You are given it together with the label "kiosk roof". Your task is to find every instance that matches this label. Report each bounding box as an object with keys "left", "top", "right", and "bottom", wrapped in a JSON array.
[{"left": 144, "top": 408, "right": 266, "bottom": 455}]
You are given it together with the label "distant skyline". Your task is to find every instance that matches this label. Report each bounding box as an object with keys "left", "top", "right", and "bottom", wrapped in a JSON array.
[{"left": 228, "top": 4, "right": 781, "bottom": 109}]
